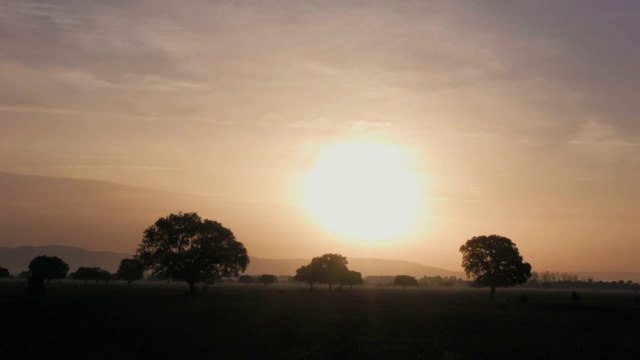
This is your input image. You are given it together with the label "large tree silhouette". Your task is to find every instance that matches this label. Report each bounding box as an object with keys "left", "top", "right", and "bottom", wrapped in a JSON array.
[
  {"left": 460, "top": 235, "right": 531, "bottom": 300},
  {"left": 28, "top": 255, "right": 69, "bottom": 284},
  {"left": 135, "top": 212, "right": 249, "bottom": 294},
  {"left": 294, "top": 253, "right": 349, "bottom": 290}
]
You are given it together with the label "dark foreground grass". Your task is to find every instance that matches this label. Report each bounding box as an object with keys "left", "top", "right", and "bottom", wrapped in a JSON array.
[{"left": 1, "top": 282, "right": 639, "bottom": 359}]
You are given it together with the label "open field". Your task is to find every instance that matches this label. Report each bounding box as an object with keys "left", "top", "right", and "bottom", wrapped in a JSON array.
[{"left": 1, "top": 281, "right": 639, "bottom": 359}]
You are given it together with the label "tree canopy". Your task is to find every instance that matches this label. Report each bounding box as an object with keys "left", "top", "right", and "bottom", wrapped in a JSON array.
[
  {"left": 28, "top": 255, "right": 69, "bottom": 284},
  {"left": 116, "top": 258, "right": 144, "bottom": 286},
  {"left": 394, "top": 275, "right": 418, "bottom": 289},
  {"left": 0, "top": 266, "right": 9, "bottom": 278},
  {"left": 71, "top": 267, "right": 111, "bottom": 284},
  {"left": 135, "top": 212, "right": 249, "bottom": 294},
  {"left": 255, "top": 274, "right": 278, "bottom": 286},
  {"left": 460, "top": 235, "right": 532, "bottom": 300},
  {"left": 340, "top": 270, "right": 363, "bottom": 289},
  {"left": 293, "top": 253, "right": 350, "bottom": 290}
]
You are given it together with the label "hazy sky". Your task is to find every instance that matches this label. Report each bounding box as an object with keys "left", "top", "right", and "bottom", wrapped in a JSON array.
[{"left": 2, "top": 1, "right": 639, "bottom": 272}]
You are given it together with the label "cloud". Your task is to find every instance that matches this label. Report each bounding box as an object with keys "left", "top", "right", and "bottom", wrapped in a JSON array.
[
  {"left": 287, "top": 117, "right": 339, "bottom": 130},
  {"left": 568, "top": 120, "right": 640, "bottom": 162},
  {"left": 58, "top": 165, "right": 180, "bottom": 171},
  {"left": 286, "top": 117, "right": 391, "bottom": 132}
]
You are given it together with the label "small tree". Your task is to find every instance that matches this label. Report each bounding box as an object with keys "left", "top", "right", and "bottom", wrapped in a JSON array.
[
  {"left": 340, "top": 270, "right": 363, "bottom": 289},
  {"left": 116, "top": 259, "right": 144, "bottom": 286},
  {"left": 238, "top": 275, "right": 254, "bottom": 285},
  {"left": 96, "top": 269, "right": 112, "bottom": 284},
  {"left": 71, "top": 267, "right": 111, "bottom": 284},
  {"left": 256, "top": 274, "right": 278, "bottom": 286},
  {"left": 0, "top": 267, "right": 9, "bottom": 278},
  {"left": 135, "top": 212, "right": 249, "bottom": 294},
  {"left": 294, "top": 264, "right": 323, "bottom": 290},
  {"left": 460, "top": 234, "right": 531, "bottom": 300},
  {"left": 28, "top": 255, "right": 69, "bottom": 284},
  {"left": 72, "top": 267, "right": 100, "bottom": 284},
  {"left": 394, "top": 275, "right": 418, "bottom": 289}
]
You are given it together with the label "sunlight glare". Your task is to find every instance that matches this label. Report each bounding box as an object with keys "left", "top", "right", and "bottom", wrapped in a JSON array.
[{"left": 304, "top": 143, "right": 421, "bottom": 242}]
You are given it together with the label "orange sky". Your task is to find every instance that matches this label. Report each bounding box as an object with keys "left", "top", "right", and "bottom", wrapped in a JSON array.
[{"left": 1, "top": 1, "right": 639, "bottom": 272}]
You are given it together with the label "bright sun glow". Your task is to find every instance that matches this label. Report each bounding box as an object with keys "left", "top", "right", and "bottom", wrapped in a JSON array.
[{"left": 304, "top": 143, "right": 421, "bottom": 242}]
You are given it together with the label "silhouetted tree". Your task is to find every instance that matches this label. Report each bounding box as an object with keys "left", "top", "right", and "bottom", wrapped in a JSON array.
[
  {"left": 256, "top": 274, "right": 278, "bottom": 286},
  {"left": 238, "top": 275, "right": 254, "bottom": 285},
  {"left": 0, "top": 267, "right": 9, "bottom": 278},
  {"left": 28, "top": 255, "right": 69, "bottom": 284},
  {"left": 340, "top": 270, "right": 363, "bottom": 289},
  {"left": 18, "top": 270, "right": 31, "bottom": 279},
  {"left": 97, "top": 269, "right": 112, "bottom": 283},
  {"left": 72, "top": 267, "right": 101, "bottom": 284},
  {"left": 116, "top": 258, "right": 144, "bottom": 286},
  {"left": 135, "top": 212, "right": 249, "bottom": 294},
  {"left": 293, "top": 253, "right": 349, "bottom": 291},
  {"left": 460, "top": 235, "right": 531, "bottom": 300},
  {"left": 294, "top": 263, "right": 323, "bottom": 290},
  {"left": 394, "top": 275, "right": 418, "bottom": 289},
  {"left": 322, "top": 254, "right": 349, "bottom": 290}
]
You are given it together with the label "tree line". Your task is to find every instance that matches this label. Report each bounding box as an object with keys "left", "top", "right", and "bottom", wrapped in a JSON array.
[
  {"left": 3, "top": 212, "right": 636, "bottom": 299},
  {"left": 3, "top": 255, "right": 146, "bottom": 286}
]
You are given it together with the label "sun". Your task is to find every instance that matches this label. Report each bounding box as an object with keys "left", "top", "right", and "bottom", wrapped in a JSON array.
[{"left": 304, "top": 142, "right": 421, "bottom": 242}]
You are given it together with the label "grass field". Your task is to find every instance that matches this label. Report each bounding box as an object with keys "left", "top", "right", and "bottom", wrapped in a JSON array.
[{"left": 1, "top": 281, "right": 639, "bottom": 359}]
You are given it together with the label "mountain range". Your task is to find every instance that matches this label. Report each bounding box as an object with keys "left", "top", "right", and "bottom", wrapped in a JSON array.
[{"left": 0, "top": 245, "right": 463, "bottom": 278}]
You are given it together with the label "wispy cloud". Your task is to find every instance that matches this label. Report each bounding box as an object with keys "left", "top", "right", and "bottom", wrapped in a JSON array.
[
  {"left": 569, "top": 120, "right": 640, "bottom": 163},
  {"left": 286, "top": 117, "right": 391, "bottom": 132}
]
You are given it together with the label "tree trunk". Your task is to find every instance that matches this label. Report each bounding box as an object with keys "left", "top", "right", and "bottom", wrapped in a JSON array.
[
  {"left": 187, "top": 280, "right": 196, "bottom": 294},
  {"left": 127, "top": 280, "right": 132, "bottom": 286},
  {"left": 329, "top": 283, "right": 332, "bottom": 291},
  {"left": 309, "top": 283, "right": 314, "bottom": 290},
  {"left": 490, "top": 286, "right": 496, "bottom": 301}
]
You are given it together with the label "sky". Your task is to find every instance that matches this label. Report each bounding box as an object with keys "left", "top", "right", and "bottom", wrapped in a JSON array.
[{"left": 1, "top": 0, "right": 639, "bottom": 272}]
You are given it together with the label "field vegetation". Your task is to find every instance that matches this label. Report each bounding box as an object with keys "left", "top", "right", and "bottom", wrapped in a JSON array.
[{"left": 1, "top": 280, "right": 638, "bottom": 359}]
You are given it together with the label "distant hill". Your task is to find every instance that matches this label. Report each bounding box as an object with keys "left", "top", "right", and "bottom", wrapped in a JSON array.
[
  {"left": 349, "top": 258, "right": 463, "bottom": 278},
  {"left": 0, "top": 245, "right": 462, "bottom": 278},
  {"left": 245, "top": 257, "right": 463, "bottom": 278},
  {"left": 0, "top": 172, "right": 316, "bottom": 257}
]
